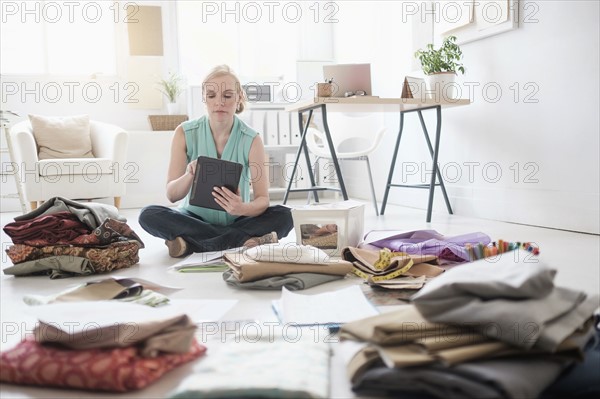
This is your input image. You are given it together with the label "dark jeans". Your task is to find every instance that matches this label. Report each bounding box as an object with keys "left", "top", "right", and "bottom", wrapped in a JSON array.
[{"left": 138, "top": 205, "right": 294, "bottom": 253}]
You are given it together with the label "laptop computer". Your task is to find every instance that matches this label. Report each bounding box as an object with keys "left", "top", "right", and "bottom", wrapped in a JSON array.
[{"left": 322, "top": 64, "right": 372, "bottom": 97}]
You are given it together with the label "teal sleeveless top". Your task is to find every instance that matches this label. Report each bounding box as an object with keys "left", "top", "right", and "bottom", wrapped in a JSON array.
[{"left": 180, "top": 115, "right": 257, "bottom": 226}]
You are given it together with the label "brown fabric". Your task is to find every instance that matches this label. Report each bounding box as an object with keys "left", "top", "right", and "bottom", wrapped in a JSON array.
[
  {"left": 343, "top": 247, "right": 438, "bottom": 270},
  {"left": 3, "top": 211, "right": 91, "bottom": 245},
  {"left": 35, "top": 314, "right": 197, "bottom": 357},
  {"left": 53, "top": 279, "right": 139, "bottom": 302},
  {"left": 6, "top": 240, "right": 142, "bottom": 273},
  {"left": 223, "top": 253, "right": 352, "bottom": 282},
  {"left": 340, "top": 305, "right": 464, "bottom": 345},
  {"left": 342, "top": 247, "right": 443, "bottom": 278},
  {"left": 342, "top": 306, "right": 593, "bottom": 380},
  {"left": 70, "top": 218, "right": 145, "bottom": 247}
]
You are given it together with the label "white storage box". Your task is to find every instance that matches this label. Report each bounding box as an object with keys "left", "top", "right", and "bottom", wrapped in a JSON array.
[{"left": 291, "top": 200, "right": 365, "bottom": 257}]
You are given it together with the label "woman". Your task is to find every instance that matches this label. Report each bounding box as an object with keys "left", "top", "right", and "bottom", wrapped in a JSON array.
[{"left": 139, "top": 65, "right": 294, "bottom": 257}]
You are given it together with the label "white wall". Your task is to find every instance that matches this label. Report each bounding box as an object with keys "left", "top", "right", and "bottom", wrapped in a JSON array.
[
  {"left": 3, "top": 1, "right": 599, "bottom": 235},
  {"left": 334, "top": 1, "right": 599, "bottom": 234}
]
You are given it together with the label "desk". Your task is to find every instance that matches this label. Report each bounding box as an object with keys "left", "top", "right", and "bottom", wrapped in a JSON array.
[{"left": 285, "top": 97, "right": 470, "bottom": 221}]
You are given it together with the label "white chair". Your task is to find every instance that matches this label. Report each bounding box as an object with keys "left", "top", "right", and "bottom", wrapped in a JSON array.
[
  {"left": 9, "top": 120, "right": 128, "bottom": 211},
  {"left": 305, "top": 113, "right": 386, "bottom": 215}
]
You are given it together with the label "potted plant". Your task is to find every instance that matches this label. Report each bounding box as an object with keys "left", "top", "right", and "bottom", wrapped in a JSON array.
[
  {"left": 415, "top": 36, "right": 465, "bottom": 100},
  {"left": 157, "top": 71, "right": 184, "bottom": 114}
]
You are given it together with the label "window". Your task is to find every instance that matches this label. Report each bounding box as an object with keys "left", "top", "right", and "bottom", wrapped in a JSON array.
[
  {"left": 176, "top": 1, "right": 299, "bottom": 86},
  {"left": 1, "top": 0, "right": 117, "bottom": 75}
]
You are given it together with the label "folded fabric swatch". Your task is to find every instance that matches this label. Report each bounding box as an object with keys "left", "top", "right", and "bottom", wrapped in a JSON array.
[
  {"left": 13, "top": 196, "right": 125, "bottom": 229},
  {"left": 244, "top": 243, "right": 330, "bottom": 264},
  {"left": 23, "top": 279, "right": 170, "bottom": 307},
  {"left": 366, "top": 229, "right": 491, "bottom": 264},
  {"left": 540, "top": 325, "right": 600, "bottom": 399},
  {"left": 222, "top": 269, "right": 344, "bottom": 290},
  {"left": 344, "top": 318, "right": 592, "bottom": 372},
  {"left": 352, "top": 356, "right": 569, "bottom": 399},
  {"left": 223, "top": 253, "right": 352, "bottom": 283},
  {"left": 31, "top": 302, "right": 196, "bottom": 357},
  {"left": 4, "top": 240, "right": 142, "bottom": 277},
  {"left": 412, "top": 252, "right": 599, "bottom": 351},
  {"left": 3, "top": 211, "right": 91, "bottom": 245},
  {"left": 0, "top": 338, "right": 205, "bottom": 392},
  {"left": 343, "top": 247, "right": 443, "bottom": 281},
  {"left": 3, "top": 255, "right": 95, "bottom": 279},
  {"left": 169, "top": 336, "right": 330, "bottom": 399}
]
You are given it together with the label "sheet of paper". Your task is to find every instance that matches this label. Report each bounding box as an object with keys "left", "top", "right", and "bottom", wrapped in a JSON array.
[
  {"left": 169, "top": 247, "right": 244, "bottom": 271},
  {"left": 166, "top": 299, "right": 238, "bottom": 323},
  {"left": 272, "top": 285, "right": 378, "bottom": 326}
]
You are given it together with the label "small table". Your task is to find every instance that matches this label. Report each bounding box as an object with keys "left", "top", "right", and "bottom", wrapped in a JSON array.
[{"left": 285, "top": 97, "right": 470, "bottom": 221}]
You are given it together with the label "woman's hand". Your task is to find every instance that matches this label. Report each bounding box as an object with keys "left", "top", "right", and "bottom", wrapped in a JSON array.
[
  {"left": 186, "top": 159, "right": 198, "bottom": 176},
  {"left": 212, "top": 186, "right": 245, "bottom": 216}
]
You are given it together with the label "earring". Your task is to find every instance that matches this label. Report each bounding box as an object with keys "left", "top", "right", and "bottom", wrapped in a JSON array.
[{"left": 236, "top": 103, "right": 241, "bottom": 112}]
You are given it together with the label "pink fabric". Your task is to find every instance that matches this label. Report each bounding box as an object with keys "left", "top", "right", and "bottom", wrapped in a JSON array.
[{"left": 0, "top": 339, "right": 205, "bottom": 392}]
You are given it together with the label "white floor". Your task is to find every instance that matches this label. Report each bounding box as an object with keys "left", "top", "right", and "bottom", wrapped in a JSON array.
[
  {"left": 2, "top": 200, "right": 598, "bottom": 296},
  {"left": 1, "top": 199, "right": 599, "bottom": 398}
]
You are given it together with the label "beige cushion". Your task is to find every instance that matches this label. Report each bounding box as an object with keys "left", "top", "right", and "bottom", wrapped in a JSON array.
[
  {"left": 38, "top": 158, "right": 114, "bottom": 176},
  {"left": 29, "top": 114, "right": 93, "bottom": 160}
]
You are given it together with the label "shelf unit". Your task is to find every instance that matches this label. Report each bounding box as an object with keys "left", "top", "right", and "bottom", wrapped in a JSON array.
[{"left": 241, "top": 103, "right": 309, "bottom": 198}]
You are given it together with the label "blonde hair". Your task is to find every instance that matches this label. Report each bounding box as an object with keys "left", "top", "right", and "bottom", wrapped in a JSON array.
[{"left": 202, "top": 64, "right": 246, "bottom": 114}]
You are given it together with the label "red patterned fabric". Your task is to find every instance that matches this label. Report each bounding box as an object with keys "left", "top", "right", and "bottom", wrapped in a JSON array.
[
  {"left": 0, "top": 339, "right": 206, "bottom": 392},
  {"left": 3, "top": 212, "right": 91, "bottom": 245},
  {"left": 6, "top": 240, "right": 142, "bottom": 273}
]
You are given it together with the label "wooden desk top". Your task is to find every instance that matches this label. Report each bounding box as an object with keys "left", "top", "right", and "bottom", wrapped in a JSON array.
[{"left": 285, "top": 96, "right": 470, "bottom": 113}]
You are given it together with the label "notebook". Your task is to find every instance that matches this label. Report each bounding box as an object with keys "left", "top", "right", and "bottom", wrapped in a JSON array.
[{"left": 189, "top": 156, "right": 243, "bottom": 211}]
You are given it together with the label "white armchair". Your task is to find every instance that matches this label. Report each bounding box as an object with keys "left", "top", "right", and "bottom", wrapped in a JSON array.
[{"left": 9, "top": 120, "right": 128, "bottom": 210}]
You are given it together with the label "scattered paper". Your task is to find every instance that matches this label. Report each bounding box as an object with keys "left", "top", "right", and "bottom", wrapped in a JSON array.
[
  {"left": 166, "top": 299, "right": 237, "bottom": 323},
  {"left": 169, "top": 247, "right": 244, "bottom": 271},
  {"left": 272, "top": 285, "right": 378, "bottom": 327}
]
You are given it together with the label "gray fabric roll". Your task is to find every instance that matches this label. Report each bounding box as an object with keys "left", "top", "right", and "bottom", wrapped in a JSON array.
[
  {"left": 353, "top": 357, "right": 570, "bottom": 399},
  {"left": 412, "top": 252, "right": 597, "bottom": 351},
  {"left": 14, "top": 196, "right": 125, "bottom": 228},
  {"left": 3, "top": 255, "right": 94, "bottom": 279},
  {"left": 222, "top": 270, "right": 343, "bottom": 290}
]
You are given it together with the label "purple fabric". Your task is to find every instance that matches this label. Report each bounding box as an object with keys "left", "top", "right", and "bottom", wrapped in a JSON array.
[{"left": 366, "top": 230, "right": 491, "bottom": 263}]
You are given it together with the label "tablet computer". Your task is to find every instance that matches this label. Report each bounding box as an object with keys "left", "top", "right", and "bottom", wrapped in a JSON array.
[{"left": 189, "top": 156, "right": 243, "bottom": 211}]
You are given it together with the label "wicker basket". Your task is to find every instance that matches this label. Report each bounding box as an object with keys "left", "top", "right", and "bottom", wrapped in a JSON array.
[{"left": 148, "top": 115, "right": 189, "bottom": 131}]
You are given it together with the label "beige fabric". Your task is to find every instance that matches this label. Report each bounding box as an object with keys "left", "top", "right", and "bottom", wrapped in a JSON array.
[
  {"left": 35, "top": 313, "right": 196, "bottom": 357},
  {"left": 29, "top": 114, "right": 93, "bottom": 159},
  {"left": 223, "top": 253, "right": 352, "bottom": 282}
]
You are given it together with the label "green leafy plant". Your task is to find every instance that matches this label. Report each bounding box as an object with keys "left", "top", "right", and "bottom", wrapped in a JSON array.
[
  {"left": 415, "top": 36, "right": 465, "bottom": 75},
  {"left": 157, "top": 71, "right": 184, "bottom": 103}
]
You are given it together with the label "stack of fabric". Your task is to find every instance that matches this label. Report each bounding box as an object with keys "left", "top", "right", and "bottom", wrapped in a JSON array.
[
  {"left": 3, "top": 197, "right": 144, "bottom": 278},
  {"left": 342, "top": 246, "right": 444, "bottom": 289},
  {"left": 340, "top": 251, "right": 599, "bottom": 399},
  {"left": 222, "top": 243, "right": 352, "bottom": 290},
  {"left": 0, "top": 302, "right": 205, "bottom": 392}
]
